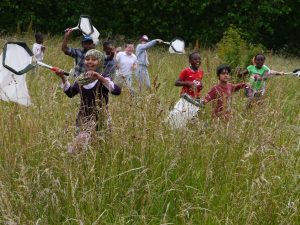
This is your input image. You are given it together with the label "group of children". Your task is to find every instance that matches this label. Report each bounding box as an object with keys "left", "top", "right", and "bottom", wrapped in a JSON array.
[
  {"left": 32, "top": 31, "right": 286, "bottom": 153},
  {"left": 174, "top": 52, "right": 285, "bottom": 123}
]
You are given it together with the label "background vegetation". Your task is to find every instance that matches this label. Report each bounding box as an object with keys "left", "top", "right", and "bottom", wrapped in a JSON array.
[
  {"left": 0, "top": 33, "right": 299, "bottom": 224},
  {"left": 0, "top": 0, "right": 299, "bottom": 54}
]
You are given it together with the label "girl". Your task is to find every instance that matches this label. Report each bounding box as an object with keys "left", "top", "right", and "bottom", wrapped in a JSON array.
[{"left": 56, "top": 49, "right": 121, "bottom": 153}]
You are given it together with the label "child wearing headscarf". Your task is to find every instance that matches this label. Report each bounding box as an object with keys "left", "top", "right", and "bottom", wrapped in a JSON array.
[{"left": 56, "top": 49, "right": 121, "bottom": 153}]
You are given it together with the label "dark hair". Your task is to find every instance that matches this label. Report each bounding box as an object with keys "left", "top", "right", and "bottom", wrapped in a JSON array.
[
  {"left": 125, "top": 42, "right": 134, "bottom": 48},
  {"left": 254, "top": 53, "right": 265, "bottom": 60},
  {"left": 216, "top": 64, "right": 231, "bottom": 76},
  {"left": 103, "top": 41, "right": 112, "bottom": 47},
  {"left": 189, "top": 51, "right": 200, "bottom": 61},
  {"left": 35, "top": 32, "right": 43, "bottom": 41}
]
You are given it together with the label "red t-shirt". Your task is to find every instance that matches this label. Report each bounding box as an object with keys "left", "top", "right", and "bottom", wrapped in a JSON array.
[
  {"left": 204, "top": 83, "right": 246, "bottom": 118},
  {"left": 178, "top": 67, "right": 204, "bottom": 98}
]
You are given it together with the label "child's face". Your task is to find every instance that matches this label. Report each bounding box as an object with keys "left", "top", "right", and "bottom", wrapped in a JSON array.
[
  {"left": 219, "top": 69, "right": 230, "bottom": 83},
  {"left": 125, "top": 44, "right": 134, "bottom": 54},
  {"left": 190, "top": 54, "right": 201, "bottom": 69},
  {"left": 103, "top": 44, "right": 113, "bottom": 55},
  {"left": 84, "top": 56, "right": 99, "bottom": 71},
  {"left": 82, "top": 42, "right": 95, "bottom": 51},
  {"left": 36, "top": 36, "right": 43, "bottom": 44},
  {"left": 255, "top": 55, "right": 265, "bottom": 68}
]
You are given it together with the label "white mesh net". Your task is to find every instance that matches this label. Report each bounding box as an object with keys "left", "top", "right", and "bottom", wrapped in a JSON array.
[
  {"left": 4, "top": 43, "right": 32, "bottom": 73},
  {"left": 79, "top": 17, "right": 93, "bottom": 35},
  {"left": 0, "top": 53, "right": 32, "bottom": 106},
  {"left": 169, "top": 39, "right": 185, "bottom": 54}
]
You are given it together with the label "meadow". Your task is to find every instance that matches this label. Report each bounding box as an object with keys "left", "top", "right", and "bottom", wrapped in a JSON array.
[{"left": 0, "top": 35, "right": 299, "bottom": 224}]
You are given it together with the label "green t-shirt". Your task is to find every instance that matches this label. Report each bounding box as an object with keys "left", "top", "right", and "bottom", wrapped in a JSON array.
[{"left": 247, "top": 65, "right": 270, "bottom": 90}]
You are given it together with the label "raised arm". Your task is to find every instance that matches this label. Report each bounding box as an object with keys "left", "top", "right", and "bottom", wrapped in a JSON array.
[
  {"left": 138, "top": 39, "right": 163, "bottom": 51},
  {"left": 236, "top": 67, "right": 249, "bottom": 79},
  {"left": 62, "top": 29, "right": 73, "bottom": 55}
]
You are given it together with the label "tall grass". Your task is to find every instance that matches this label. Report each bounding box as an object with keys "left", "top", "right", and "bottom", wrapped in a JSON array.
[{"left": 0, "top": 35, "right": 299, "bottom": 224}]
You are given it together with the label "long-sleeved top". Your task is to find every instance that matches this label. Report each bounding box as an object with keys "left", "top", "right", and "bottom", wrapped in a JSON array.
[
  {"left": 62, "top": 78, "right": 121, "bottom": 130},
  {"left": 204, "top": 83, "right": 246, "bottom": 119},
  {"left": 135, "top": 40, "right": 157, "bottom": 66}
]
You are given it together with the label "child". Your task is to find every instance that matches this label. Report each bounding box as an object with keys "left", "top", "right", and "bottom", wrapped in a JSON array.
[
  {"left": 62, "top": 29, "right": 95, "bottom": 77},
  {"left": 32, "top": 32, "right": 45, "bottom": 62},
  {"left": 55, "top": 49, "right": 121, "bottom": 153},
  {"left": 168, "top": 52, "right": 204, "bottom": 128},
  {"left": 175, "top": 52, "right": 204, "bottom": 98},
  {"left": 135, "top": 35, "right": 163, "bottom": 91},
  {"left": 237, "top": 53, "right": 284, "bottom": 98},
  {"left": 115, "top": 42, "right": 137, "bottom": 95},
  {"left": 202, "top": 64, "right": 247, "bottom": 120},
  {"left": 102, "top": 41, "right": 116, "bottom": 79}
]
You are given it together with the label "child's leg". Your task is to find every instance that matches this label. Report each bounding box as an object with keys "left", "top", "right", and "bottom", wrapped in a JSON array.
[{"left": 68, "top": 131, "right": 91, "bottom": 154}]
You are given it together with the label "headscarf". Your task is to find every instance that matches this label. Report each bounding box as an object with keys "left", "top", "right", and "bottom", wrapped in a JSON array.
[{"left": 76, "top": 49, "right": 105, "bottom": 85}]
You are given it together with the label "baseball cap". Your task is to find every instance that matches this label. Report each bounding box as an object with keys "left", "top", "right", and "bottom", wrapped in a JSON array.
[
  {"left": 140, "top": 35, "right": 149, "bottom": 42},
  {"left": 82, "top": 35, "right": 93, "bottom": 43}
]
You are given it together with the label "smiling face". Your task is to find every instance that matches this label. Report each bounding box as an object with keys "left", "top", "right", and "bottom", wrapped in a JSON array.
[
  {"left": 84, "top": 56, "right": 99, "bottom": 71},
  {"left": 82, "top": 41, "right": 95, "bottom": 51},
  {"left": 254, "top": 54, "right": 265, "bottom": 68},
  {"left": 125, "top": 44, "right": 134, "bottom": 55},
  {"left": 189, "top": 53, "right": 201, "bottom": 70}
]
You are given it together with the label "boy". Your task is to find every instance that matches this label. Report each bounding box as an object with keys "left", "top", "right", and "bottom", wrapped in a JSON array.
[
  {"left": 62, "top": 29, "right": 95, "bottom": 77},
  {"left": 202, "top": 64, "right": 247, "bottom": 119},
  {"left": 102, "top": 41, "right": 116, "bottom": 79},
  {"left": 135, "top": 35, "right": 163, "bottom": 91},
  {"left": 115, "top": 42, "right": 138, "bottom": 95},
  {"left": 55, "top": 49, "right": 121, "bottom": 153},
  {"left": 168, "top": 52, "right": 204, "bottom": 128},
  {"left": 175, "top": 52, "right": 204, "bottom": 99},
  {"left": 32, "top": 32, "right": 45, "bottom": 62}
]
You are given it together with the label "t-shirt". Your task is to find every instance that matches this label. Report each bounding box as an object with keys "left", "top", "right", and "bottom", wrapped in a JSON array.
[
  {"left": 116, "top": 51, "right": 137, "bottom": 76},
  {"left": 32, "top": 43, "right": 44, "bottom": 62},
  {"left": 178, "top": 67, "right": 204, "bottom": 98},
  {"left": 247, "top": 65, "right": 270, "bottom": 90},
  {"left": 204, "top": 83, "right": 246, "bottom": 118}
]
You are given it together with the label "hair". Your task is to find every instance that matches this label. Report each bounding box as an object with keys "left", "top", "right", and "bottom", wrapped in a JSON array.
[
  {"left": 35, "top": 32, "right": 43, "bottom": 41},
  {"left": 254, "top": 53, "right": 265, "bottom": 60},
  {"left": 189, "top": 51, "right": 201, "bottom": 61},
  {"left": 125, "top": 42, "right": 134, "bottom": 48},
  {"left": 216, "top": 64, "right": 231, "bottom": 76},
  {"left": 103, "top": 41, "right": 112, "bottom": 47}
]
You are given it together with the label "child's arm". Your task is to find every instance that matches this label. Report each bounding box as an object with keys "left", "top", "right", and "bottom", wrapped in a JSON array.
[
  {"left": 233, "top": 82, "right": 247, "bottom": 92},
  {"left": 62, "top": 29, "right": 73, "bottom": 55},
  {"left": 202, "top": 86, "right": 217, "bottom": 104},
  {"left": 55, "top": 70, "right": 79, "bottom": 97},
  {"left": 175, "top": 79, "right": 200, "bottom": 89},
  {"left": 236, "top": 67, "right": 249, "bottom": 79},
  {"left": 86, "top": 71, "right": 121, "bottom": 95}
]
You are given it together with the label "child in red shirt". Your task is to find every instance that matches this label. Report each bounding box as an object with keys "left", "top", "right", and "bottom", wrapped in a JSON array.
[
  {"left": 202, "top": 64, "right": 247, "bottom": 119},
  {"left": 175, "top": 52, "right": 204, "bottom": 98}
]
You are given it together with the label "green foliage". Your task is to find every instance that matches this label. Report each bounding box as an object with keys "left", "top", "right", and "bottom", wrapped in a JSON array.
[
  {"left": 216, "top": 26, "right": 247, "bottom": 68},
  {"left": 217, "top": 26, "right": 266, "bottom": 70},
  {"left": 0, "top": 0, "right": 299, "bottom": 55}
]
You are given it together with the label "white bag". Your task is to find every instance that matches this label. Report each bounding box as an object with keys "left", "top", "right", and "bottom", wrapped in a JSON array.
[{"left": 168, "top": 96, "right": 200, "bottom": 128}]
